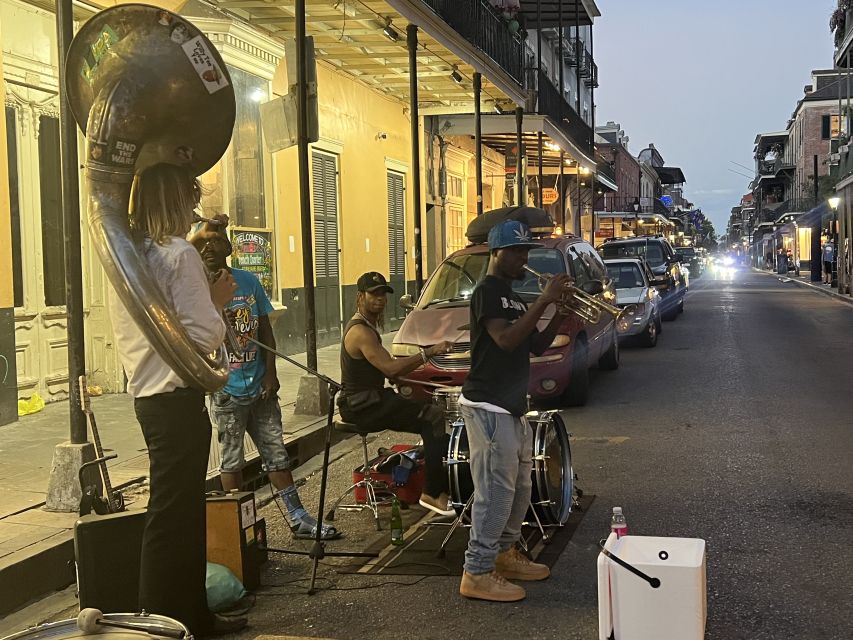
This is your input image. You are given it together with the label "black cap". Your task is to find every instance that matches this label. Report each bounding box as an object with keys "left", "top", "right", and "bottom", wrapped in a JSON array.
[{"left": 357, "top": 271, "right": 394, "bottom": 294}]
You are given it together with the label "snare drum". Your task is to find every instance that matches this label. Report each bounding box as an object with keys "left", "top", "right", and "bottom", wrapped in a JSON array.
[
  {"left": 432, "top": 385, "right": 463, "bottom": 421},
  {"left": 446, "top": 411, "right": 574, "bottom": 525},
  {"left": 2, "top": 613, "right": 191, "bottom": 640}
]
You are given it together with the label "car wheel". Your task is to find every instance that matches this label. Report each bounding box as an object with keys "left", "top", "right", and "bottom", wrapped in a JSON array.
[
  {"left": 639, "top": 318, "right": 658, "bottom": 348},
  {"left": 598, "top": 328, "right": 620, "bottom": 370},
  {"left": 655, "top": 313, "right": 663, "bottom": 334},
  {"left": 561, "top": 339, "right": 589, "bottom": 407}
]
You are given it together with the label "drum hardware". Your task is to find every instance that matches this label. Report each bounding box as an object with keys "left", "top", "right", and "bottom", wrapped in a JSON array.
[
  {"left": 2, "top": 611, "right": 192, "bottom": 640},
  {"left": 77, "top": 608, "right": 187, "bottom": 639}
]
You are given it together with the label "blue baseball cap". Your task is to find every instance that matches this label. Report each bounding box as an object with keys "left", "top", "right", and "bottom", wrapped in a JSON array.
[{"left": 487, "top": 220, "right": 543, "bottom": 250}]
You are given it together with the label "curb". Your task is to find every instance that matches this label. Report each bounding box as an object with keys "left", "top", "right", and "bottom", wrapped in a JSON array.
[{"left": 752, "top": 268, "right": 853, "bottom": 306}]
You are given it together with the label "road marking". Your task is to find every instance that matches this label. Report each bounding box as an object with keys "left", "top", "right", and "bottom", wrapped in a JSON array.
[{"left": 571, "top": 436, "right": 630, "bottom": 445}]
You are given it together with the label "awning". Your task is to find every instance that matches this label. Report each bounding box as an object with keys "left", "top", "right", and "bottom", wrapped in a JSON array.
[
  {"left": 518, "top": 1, "right": 600, "bottom": 28},
  {"left": 654, "top": 166, "right": 686, "bottom": 185}
]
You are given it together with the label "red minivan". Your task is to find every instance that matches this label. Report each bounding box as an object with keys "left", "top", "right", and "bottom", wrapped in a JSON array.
[{"left": 391, "top": 214, "right": 621, "bottom": 407}]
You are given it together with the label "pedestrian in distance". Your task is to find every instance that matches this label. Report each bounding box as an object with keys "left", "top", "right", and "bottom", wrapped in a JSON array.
[
  {"left": 823, "top": 238, "right": 835, "bottom": 284},
  {"left": 337, "top": 271, "right": 456, "bottom": 516},
  {"left": 190, "top": 215, "right": 339, "bottom": 540},
  {"left": 458, "top": 220, "right": 573, "bottom": 603},
  {"left": 110, "top": 163, "right": 246, "bottom": 637}
]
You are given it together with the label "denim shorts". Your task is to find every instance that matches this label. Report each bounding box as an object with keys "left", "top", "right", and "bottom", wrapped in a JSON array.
[{"left": 210, "top": 391, "right": 291, "bottom": 473}]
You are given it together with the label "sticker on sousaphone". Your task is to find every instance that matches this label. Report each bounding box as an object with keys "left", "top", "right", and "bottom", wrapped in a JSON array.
[{"left": 182, "top": 35, "right": 229, "bottom": 94}]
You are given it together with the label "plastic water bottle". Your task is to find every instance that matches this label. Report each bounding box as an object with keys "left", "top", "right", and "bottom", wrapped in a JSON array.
[
  {"left": 390, "top": 496, "right": 405, "bottom": 545},
  {"left": 610, "top": 506, "right": 628, "bottom": 539}
]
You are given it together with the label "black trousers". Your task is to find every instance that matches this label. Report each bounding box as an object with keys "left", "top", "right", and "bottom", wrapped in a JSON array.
[
  {"left": 340, "top": 388, "right": 449, "bottom": 497},
  {"left": 134, "top": 388, "right": 213, "bottom": 635}
]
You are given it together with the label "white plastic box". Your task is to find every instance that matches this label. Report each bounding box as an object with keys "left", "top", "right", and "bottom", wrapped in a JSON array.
[{"left": 597, "top": 532, "right": 707, "bottom": 640}]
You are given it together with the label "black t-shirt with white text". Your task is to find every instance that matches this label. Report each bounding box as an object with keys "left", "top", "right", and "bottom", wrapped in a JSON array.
[{"left": 462, "top": 275, "right": 537, "bottom": 416}]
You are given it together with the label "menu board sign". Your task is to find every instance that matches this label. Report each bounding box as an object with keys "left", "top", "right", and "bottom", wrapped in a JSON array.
[{"left": 231, "top": 230, "right": 274, "bottom": 299}]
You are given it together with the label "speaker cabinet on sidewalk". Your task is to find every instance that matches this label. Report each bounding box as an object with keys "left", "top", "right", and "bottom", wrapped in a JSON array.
[
  {"left": 74, "top": 509, "right": 146, "bottom": 613},
  {"left": 205, "top": 492, "right": 261, "bottom": 589}
]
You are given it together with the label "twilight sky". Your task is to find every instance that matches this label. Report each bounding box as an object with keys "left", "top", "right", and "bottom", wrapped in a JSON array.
[{"left": 594, "top": 0, "right": 837, "bottom": 232}]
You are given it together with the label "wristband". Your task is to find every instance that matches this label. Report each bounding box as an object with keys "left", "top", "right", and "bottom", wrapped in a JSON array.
[{"left": 419, "top": 348, "right": 428, "bottom": 364}]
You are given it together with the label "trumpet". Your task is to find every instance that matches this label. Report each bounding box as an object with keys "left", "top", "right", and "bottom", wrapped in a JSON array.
[{"left": 523, "top": 265, "right": 639, "bottom": 331}]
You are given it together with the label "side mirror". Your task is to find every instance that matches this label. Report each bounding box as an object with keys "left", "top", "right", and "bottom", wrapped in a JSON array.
[
  {"left": 580, "top": 280, "right": 604, "bottom": 295},
  {"left": 399, "top": 294, "right": 414, "bottom": 310}
]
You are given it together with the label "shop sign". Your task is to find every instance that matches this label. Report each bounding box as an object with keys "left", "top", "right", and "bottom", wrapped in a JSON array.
[
  {"left": 231, "top": 230, "right": 274, "bottom": 298},
  {"left": 542, "top": 187, "right": 559, "bottom": 205}
]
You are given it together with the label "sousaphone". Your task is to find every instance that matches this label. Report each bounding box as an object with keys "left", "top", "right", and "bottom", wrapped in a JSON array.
[{"left": 66, "top": 4, "right": 236, "bottom": 390}]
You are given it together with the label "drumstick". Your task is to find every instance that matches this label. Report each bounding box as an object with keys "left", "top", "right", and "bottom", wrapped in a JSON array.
[
  {"left": 77, "top": 608, "right": 186, "bottom": 639},
  {"left": 396, "top": 378, "right": 450, "bottom": 389}
]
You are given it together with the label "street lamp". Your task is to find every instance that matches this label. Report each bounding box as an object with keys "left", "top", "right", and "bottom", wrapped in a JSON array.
[{"left": 828, "top": 196, "right": 841, "bottom": 287}]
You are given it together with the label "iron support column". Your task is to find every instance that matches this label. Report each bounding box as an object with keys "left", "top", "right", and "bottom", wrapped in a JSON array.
[
  {"left": 537, "top": 132, "right": 544, "bottom": 208},
  {"left": 295, "top": 0, "right": 317, "bottom": 370},
  {"left": 559, "top": 150, "right": 565, "bottom": 230},
  {"left": 515, "top": 107, "right": 524, "bottom": 206},
  {"left": 56, "top": 0, "right": 86, "bottom": 443},
  {"left": 474, "top": 72, "right": 483, "bottom": 216},
  {"left": 407, "top": 24, "right": 424, "bottom": 297},
  {"left": 811, "top": 154, "right": 822, "bottom": 282}
]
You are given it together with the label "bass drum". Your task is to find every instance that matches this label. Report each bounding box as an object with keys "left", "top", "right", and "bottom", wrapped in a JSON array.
[
  {"left": 2, "top": 613, "right": 190, "bottom": 640},
  {"left": 447, "top": 410, "right": 573, "bottom": 525}
]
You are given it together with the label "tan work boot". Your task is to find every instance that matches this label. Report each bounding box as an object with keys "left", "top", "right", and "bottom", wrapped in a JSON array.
[
  {"left": 495, "top": 547, "right": 550, "bottom": 581},
  {"left": 459, "top": 570, "right": 526, "bottom": 602}
]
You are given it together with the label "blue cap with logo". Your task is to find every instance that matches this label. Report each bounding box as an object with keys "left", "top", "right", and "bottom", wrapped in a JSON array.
[{"left": 487, "top": 220, "right": 544, "bottom": 250}]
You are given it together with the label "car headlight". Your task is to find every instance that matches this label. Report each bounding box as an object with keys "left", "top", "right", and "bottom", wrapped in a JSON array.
[
  {"left": 391, "top": 343, "right": 420, "bottom": 357},
  {"left": 548, "top": 334, "right": 571, "bottom": 349}
]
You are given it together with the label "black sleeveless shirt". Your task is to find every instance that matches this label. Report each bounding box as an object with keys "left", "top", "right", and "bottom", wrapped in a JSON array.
[{"left": 340, "top": 317, "right": 385, "bottom": 394}]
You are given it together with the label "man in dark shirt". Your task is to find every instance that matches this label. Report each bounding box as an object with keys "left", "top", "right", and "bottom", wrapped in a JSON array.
[
  {"left": 339, "top": 272, "right": 455, "bottom": 515},
  {"left": 459, "top": 220, "right": 571, "bottom": 602}
]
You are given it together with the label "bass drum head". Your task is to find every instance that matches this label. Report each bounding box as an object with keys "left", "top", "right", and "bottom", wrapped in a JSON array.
[
  {"left": 530, "top": 411, "right": 573, "bottom": 525},
  {"left": 446, "top": 418, "right": 473, "bottom": 514},
  {"left": 2, "top": 613, "right": 190, "bottom": 640}
]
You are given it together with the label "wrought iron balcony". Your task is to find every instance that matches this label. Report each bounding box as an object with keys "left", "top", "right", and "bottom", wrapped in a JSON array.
[
  {"left": 419, "top": 0, "right": 525, "bottom": 86},
  {"left": 593, "top": 196, "right": 658, "bottom": 214},
  {"left": 536, "top": 69, "right": 593, "bottom": 155}
]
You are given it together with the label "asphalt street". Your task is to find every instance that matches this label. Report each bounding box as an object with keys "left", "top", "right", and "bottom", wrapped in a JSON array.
[
  {"left": 224, "top": 268, "right": 852, "bottom": 640},
  {"left": 26, "top": 268, "right": 852, "bottom": 640}
]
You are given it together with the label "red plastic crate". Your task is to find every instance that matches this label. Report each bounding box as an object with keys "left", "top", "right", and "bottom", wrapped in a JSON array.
[{"left": 352, "top": 444, "right": 424, "bottom": 505}]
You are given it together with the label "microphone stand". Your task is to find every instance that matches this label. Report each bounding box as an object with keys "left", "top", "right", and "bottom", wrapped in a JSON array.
[{"left": 244, "top": 337, "right": 377, "bottom": 594}]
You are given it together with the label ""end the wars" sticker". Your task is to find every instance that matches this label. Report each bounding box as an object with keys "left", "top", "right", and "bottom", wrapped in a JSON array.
[{"left": 182, "top": 36, "right": 229, "bottom": 95}]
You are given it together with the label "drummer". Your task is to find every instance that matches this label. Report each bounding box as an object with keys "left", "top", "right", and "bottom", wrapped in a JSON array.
[
  {"left": 458, "top": 221, "right": 572, "bottom": 602},
  {"left": 338, "top": 271, "right": 455, "bottom": 516}
]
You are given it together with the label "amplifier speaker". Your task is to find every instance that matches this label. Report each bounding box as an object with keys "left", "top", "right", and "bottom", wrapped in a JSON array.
[
  {"left": 206, "top": 492, "right": 261, "bottom": 589},
  {"left": 74, "top": 509, "right": 147, "bottom": 613}
]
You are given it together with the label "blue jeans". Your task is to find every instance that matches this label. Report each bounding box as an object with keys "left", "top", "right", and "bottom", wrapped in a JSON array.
[
  {"left": 461, "top": 405, "right": 533, "bottom": 575},
  {"left": 210, "top": 391, "right": 291, "bottom": 473}
]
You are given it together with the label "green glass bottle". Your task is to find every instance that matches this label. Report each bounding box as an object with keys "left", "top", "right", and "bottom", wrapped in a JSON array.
[{"left": 390, "top": 495, "right": 404, "bottom": 546}]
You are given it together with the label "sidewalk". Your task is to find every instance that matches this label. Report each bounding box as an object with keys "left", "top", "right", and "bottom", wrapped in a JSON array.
[
  {"left": 753, "top": 266, "right": 853, "bottom": 306},
  {"left": 0, "top": 336, "right": 360, "bottom": 617}
]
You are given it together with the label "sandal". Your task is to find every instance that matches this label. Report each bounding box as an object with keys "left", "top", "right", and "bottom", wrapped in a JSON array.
[{"left": 290, "top": 518, "right": 342, "bottom": 540}]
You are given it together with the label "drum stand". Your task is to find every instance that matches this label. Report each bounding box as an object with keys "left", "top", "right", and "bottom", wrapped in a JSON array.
[{"left": 245, "top": 338, "right": 378, "bottom": 595}]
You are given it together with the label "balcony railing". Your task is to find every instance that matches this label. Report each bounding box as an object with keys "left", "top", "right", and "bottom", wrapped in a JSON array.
[
  {"left": 593, "top": 196, "right": 661, "bottom": 214},
  {"left": 419, "top": 0, "right": 525, "bottom": 86},
  {"left": 536, "top": 69, "right": 593, "bottom": 155},
  {"left": 757, "top": 157, "right": 794, "bottom": 177}
]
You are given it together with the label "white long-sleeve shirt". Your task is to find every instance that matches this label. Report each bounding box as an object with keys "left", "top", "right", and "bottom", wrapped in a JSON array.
[{"left": 110, "top": 237, "right": 226, "bottom": 398}]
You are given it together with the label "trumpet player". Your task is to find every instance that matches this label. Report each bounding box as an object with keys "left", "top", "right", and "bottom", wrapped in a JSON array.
[
  {"left": 190, "top": 215, "right": 339, "bottom": 541},
  {"left": 110, "top": 164, "right": 245, "bottom": 636},
  {"left": 459, "top": 220, "right": 572, "bottom": 603}
]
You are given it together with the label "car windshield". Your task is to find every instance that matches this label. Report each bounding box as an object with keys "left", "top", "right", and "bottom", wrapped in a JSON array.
[
  {"left": 606, "top": 263, "right": 645, "bottom": 289},
  {"left": 600, "top": 242, "right": 665, "bottom": 267},
  {"left": 514, "top": 249, "right": 568, "bottom": 297},
  {"left": 418, "top": 248, "right": 566, "bottom": 308},
  {"left": 681, "top": 248, "right": 696, "bottom": 257}
]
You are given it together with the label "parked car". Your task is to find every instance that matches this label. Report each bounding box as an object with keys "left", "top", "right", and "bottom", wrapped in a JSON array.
[
  {"left": 604, "top": 258, "right": 662, "bottom": 347},
  {"left": 392, "top": 212, "right": 621, "bottom": 407},
  {"left": 678, "top": 246, "right": 703, "bottom": 279},
  {"left": 597, "top": 235, "right": 687, "bottom": 320}
]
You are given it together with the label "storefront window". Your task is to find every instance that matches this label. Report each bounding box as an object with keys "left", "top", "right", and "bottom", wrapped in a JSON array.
[{"left": 228, "top": 66, "right": 266, "bottom": 228}]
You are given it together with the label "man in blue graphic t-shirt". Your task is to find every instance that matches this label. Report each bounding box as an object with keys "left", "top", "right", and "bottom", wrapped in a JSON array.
[{"left": 191, "top": 216, "right": 339, "bottom": 540}]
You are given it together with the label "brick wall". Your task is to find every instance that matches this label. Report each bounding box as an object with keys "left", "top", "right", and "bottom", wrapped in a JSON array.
[
  {"left": 791, "top": 104, "right": 836, "bottom": 200},
  {"left": 600, "top": 142, "right": 640, "bottom": 205}
]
